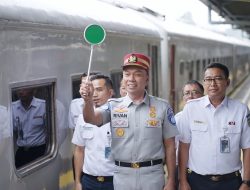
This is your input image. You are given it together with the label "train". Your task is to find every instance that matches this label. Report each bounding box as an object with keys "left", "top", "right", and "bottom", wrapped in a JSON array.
[{"left": 0, "top": 0, "right": 250, "bottom": 189}]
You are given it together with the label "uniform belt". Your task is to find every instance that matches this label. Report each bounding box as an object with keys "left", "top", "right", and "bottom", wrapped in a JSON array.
[
  {"left": 187, "top": 168, "right": 240, "bottom": 182},
  {"left": 83, "top": 173, "right": 113, "bottom": 182},
  {"left": 115, "top": 159, "right": 163, "bottom": 168}
]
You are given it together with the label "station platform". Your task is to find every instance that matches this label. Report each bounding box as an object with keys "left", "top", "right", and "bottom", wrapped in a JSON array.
[{"left": 229, "top": 75, "right": 250, "bottom": 108}]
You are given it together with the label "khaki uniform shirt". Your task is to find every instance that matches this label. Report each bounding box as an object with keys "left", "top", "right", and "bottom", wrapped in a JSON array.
[{"left": 100, "top": 93, "right": 179, "bottom": 162}]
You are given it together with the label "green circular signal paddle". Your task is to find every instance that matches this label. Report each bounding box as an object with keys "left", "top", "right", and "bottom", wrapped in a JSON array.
[
  {"left": 84, "top": 24, "right": 106, "bottom": 45},
  {"left": 83, "top": 24, "right": 106, "bottom": 81}
]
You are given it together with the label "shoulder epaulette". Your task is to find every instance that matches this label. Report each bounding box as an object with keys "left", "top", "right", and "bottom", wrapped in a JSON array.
[
  {"left": 108, "top": 97, "right": 123, "bottom": 103},
  {"left": 149, "top": 95, "right": 168, "bottom": 104}
]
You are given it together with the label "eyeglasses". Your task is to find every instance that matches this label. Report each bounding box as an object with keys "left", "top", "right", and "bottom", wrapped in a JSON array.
[
  {"left": 203, "top": 77, "right": 226, "bottom": 84},
  {"left": 183, "top": 90, "right": 202, "bottom": 97}
]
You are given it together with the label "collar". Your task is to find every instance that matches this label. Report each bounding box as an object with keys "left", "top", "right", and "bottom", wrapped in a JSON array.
[
  {"left": 123, "top": 90, "right": 150, "bottom": 107},
  {"left": 17, "top": 97, "right": 36, "bottom": 110},
  {"left": 203, "top": 95, "right": 228, "bottom": 108},
  {"left": 99, "top": 103, "right": 109, "bottom": 110}
]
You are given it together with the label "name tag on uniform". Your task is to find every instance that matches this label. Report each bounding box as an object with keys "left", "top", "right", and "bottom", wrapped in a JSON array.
[
  {"left": 111, "top": 113, "right": 128, "bottom": 128},
  {"left": 220, "top": 136, "right": 230, "bottom": 153},
  {"left": 112, "top": 106, "right": 129, "bottom": 128}
]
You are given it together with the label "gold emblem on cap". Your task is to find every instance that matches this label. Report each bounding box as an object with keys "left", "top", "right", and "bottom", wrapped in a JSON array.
[
  {"left": 116, "top": 128, "right": 125, "bottom": 137},
  {"left": 128, "top": 55, "right": 137, "bottom": 63}
]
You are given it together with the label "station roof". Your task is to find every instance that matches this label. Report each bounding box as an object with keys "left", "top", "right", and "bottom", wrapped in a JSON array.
[{"left": 199, "top": 0, "right": 250, "bottom": 36}]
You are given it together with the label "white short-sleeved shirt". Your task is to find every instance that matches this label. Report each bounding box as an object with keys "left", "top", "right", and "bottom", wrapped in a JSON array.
[
  {"left": 178, "top": 95, "right": 250, "bottom": 175},
  {"left": 175, "top": 111, "right": 182, "bottom": 165},
  {"left": 12, "top": 97, "right": 46, "bottom": 147},
  {"left": 68, "top": 98, "right": 84, "bottom": 129},
  {"left": 72, "top": 114, "right": 115, "bottom": 176}
]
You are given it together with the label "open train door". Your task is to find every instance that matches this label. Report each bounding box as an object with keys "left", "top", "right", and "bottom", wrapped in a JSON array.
[{"left": 169, "top": 44, "right": 176, "bottom": 112}]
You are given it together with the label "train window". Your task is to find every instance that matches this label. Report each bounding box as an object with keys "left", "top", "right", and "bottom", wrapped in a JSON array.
[
  {"left": 179, "top": 61, "right": 184, "bottom": 75},
  {"left": 202, "top": 59, "right": 206, "bottom": 71},
  {"left": 196, "top": 60, "right": 200, "bottom": 81},
  {"left": 150, "top": 45, "right": 159, "bottom": 96},
  {"left": 189, "top": 61, "right": 194, "bottom": 80},
  {"left": 71, "top": 74, "right": 82, "bottom": 99},
  {"left": 111, "top": 71, "right": 123, "bottom": 98},
  {"left": 186, "top": 61, "right": 190, "bottom": 70},
  {"left": 220, "top": 57, "right": 225, "bottom": 64},
  {"left": 11, "top": 79, "right": 56, "bottom": 175}
]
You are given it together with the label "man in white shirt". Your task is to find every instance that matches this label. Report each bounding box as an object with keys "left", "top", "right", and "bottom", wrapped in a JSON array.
[
  {"left": 175, "top": 80, "right": 204, "bottom": 190},
  {"left": 12, "top": 88, "right": 46, "bottom": 168},
  {"left": 178, "top": 63, "right": 250, "bottom": 190},
  {"left": 72, "top": 74, "right": 114, "bottom": 190},
  {"left": 68, "top": 72, "right": 100, "bottom": 129}
]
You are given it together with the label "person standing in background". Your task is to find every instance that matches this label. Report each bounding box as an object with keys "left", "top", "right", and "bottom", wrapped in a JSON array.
[
  {"left": 68, "top": 72, "right": 100, "bottom": 129},
  {"left": 175, "top": 80, "right": 204, "bottom": 190},
  {"left": 12, "top": 88, "right": 46, "bottom": 168},
  {"left": 72, "top": 74, "right": 115, "bottom": 190},
  {"left": 119, "top": 78, "right": 127, "bottom": 97},
  {"left": 178, "top": 63, "right": 250, "bottom": 190}
]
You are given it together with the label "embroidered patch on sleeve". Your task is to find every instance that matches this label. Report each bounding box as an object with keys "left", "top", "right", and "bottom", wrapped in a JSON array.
[{"left": 167, "top": 107, "right": 176, "bottom": 126}]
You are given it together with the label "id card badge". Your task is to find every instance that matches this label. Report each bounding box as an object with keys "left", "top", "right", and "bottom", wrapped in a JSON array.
[
  {"left": 105, "top": 147, "right": 111, "bottom": 159},
  {"left": 220, "top": 136, "right": 230, "bottom": 153}
]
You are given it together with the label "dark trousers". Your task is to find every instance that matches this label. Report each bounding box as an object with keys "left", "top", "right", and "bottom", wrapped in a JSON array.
[
  {"left": 15, "top": 144, "right": 46, "bottom": 168},
  {"left": 187, "top": 170, "right": 242, "bottom": 190},
  {"left": 82, "top": 174, "right": 114, "bottom": 190}
]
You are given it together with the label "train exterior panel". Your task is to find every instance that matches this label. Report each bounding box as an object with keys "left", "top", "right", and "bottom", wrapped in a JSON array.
[
  {"left": 1, "top": 1, "right": 250, "bottom": 190},
  {"left": 141, "top": 15, "right": 250, "bottom": 111},
  {"left": 0, "top": 1, "right": 161, "bottom": 190}
]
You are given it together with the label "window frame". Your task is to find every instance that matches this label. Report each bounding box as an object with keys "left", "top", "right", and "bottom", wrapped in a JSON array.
[{"left": 10, "top": 78, "right": 57, "bottom": 177}]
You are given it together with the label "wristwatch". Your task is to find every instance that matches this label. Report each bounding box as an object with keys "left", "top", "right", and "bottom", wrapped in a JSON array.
[{"left": 242, "top": 180, "right": 250, "bottom": 187}]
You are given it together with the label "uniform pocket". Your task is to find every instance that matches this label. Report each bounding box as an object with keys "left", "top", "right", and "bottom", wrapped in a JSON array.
[
  {"left": 225, "top": 127, "right": 241, "bottom": 134},
  {"left": 32, "top": 117, "right": 44, "bottom": 126},
  {"left": 144, "top": 118, "right": 162, "bottom": 139},
  {"left": 191, "top": 124, "right": 208, "bottom": 146},
  {"left": 191, "top": 124, "right": 207, "bottom": 132},
  {"left": 80, "top": 127, "right": 94, "bottom": 139}
]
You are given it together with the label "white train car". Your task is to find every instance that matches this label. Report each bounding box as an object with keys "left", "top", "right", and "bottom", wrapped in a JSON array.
[
  {"left": 164, "top": 20, "right": 250, "bottom": 111},
  {"left": 0, "top": 1, "right": 162, "bottom": 189},
  {"left": 1, "top": 0, "right": 250, "bottom": 189},
  {"left": 132, "top": 6, "right": 250, "bottom": 111}
]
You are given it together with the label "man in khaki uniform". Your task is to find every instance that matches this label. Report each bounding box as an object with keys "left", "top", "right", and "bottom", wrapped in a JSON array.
[{"left": 80, "top": 52, "right": 179, "bottom": 190}]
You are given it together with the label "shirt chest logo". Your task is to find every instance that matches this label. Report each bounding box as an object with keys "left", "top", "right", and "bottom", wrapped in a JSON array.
[{"left": 228, "top": 121, "right": 236, "bottom": 126}]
